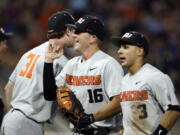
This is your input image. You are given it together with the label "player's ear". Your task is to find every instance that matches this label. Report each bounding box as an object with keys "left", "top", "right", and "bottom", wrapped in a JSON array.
[
  {"left": 66, "top": 28, "right": 75, "bottom": 37},
  {"left": 65, "top": 28, "right": 70, "bottom": 37},
  {"left": 137, "top": 47, "right": 144, "bottom": 57},
  {"left": 90, "top": 35, "right": 97, "bottom": 44}
]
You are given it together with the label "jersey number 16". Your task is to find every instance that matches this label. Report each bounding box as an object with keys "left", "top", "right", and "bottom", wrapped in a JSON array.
[{"left": 88, "top": 89, "right": 103, "bottom": 103}]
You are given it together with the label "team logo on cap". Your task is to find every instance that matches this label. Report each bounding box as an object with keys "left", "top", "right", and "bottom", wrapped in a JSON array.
[
  {"left": 77, "top": 18, "right": 85, "bottom": 24},
  {"left": 123, "top": 33, "right": 132, "bottom": 38}
]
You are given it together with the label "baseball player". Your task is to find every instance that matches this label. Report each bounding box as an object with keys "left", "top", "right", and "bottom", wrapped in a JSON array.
[
  {"left": 0, "top": 27, "right": 12, "bottom": 128},
  {"left": 43, "top": 15, "right": 124, "bottom": 134},
  {"left": 74, "top": 31, "right": 180, "bottom": 135},
  {"left": 0, "top": 27, "right": 12, "bottom": 62},
  {"left": 1, "top": 11, "right": 75, "bottom": 135}
]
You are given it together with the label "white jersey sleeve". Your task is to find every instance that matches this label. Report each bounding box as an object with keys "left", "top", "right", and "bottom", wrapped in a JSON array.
[
  {"left": 53, "top": 55, "right": 68, "bottom": 77},
  {"left": 103, "top": 58, "right": 124, "bottom": 98},
  {"left": 55, "top": 58, "right": 72, "bottom": 87},
  {"left": 149, "top": 73, "right": 179, "bottom": 111}
]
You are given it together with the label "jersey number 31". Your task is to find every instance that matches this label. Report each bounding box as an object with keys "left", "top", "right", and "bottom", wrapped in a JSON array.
[{"left": 19, "top": 53, "right": 40, "bottom": 79}]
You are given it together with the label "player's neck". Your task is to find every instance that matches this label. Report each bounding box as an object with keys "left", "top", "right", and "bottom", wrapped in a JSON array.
[
  {"left": 82, "top": 45, "right": 99, "bottom": 61},
  {"left": 128, "top": 59, "right": 145, "bottom": 75}
]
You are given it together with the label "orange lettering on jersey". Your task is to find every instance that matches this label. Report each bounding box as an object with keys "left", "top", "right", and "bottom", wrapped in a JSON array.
[
  {"left": 120, "top": 90, "right": 149, "bottom": 102},
  {"left": 94, "top": 75, "right": 101, "bottom": 85},
  {"left": 79, "top": 76, "right": 87, "bottom": 85},
  {"left": 26, "top": 55, "right": 40, "bottom": 78},
  {"left": 19, "top": 53, "right": 35, "bottom": 77},
  {"left": 66, "top": 74, "right": 101, "bottom": 85},
  {"left": 66, "top": 75, "right": 79, "bottom": 85},
  {"left": 87, "top": 76, "right": 94, "bottom": 85},
  {"left": 141, "top": 90, "right": 148, "bottom": 100},
  {"left": 120, "top": 91, "right": 128, "bottom": 101},
  {"left": 19, "top": 53, "right": 40, "bottom": 79}
]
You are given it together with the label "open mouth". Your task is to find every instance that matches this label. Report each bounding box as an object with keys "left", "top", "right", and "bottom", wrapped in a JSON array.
[
  {"left": 119, "top": 56, "right": 126, "bottom": 64},
  {"left": 120, "top": 57, "right": 126, "bottom": 61},
  {"left": 73, "top": 39, "right": 79, "bottom": 46},
  {"left": 74, "top": 40, "right": 80, "bottom": 48}
]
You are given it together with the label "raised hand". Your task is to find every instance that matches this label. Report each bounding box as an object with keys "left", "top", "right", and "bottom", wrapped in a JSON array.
[{"left": 45, "top": 41, "right": 64, "bottom": 63}]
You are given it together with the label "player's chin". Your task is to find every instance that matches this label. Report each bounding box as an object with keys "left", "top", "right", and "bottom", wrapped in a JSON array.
[
  {"left": 119, "top": 59, "right": 126, "bottom": 65},
  {"left": 120, "top": 61, "right": 128, "bottom": 67},
  {"left": 73, "top": 44, "right": 80, "bottom": 52},
  {"left": 66, "top": 42, "right": 74, "bottom": 48}
]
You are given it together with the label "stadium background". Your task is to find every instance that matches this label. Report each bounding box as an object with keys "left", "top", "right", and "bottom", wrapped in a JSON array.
[{"left": 0, "top": 0, "right": 179, "bottom": 134}]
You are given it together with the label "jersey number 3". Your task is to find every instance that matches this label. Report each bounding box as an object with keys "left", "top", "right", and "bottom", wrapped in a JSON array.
[
  {"left": 19, "top": 53, "right": 40, "bottom": 78},
  {"left": 137, "top": 104, "right": 148, "bottom": 119}
]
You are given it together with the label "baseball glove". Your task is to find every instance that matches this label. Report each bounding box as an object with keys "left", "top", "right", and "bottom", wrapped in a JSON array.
[{"left": 56, "top": 86, "right": 84, "bottom": 118}]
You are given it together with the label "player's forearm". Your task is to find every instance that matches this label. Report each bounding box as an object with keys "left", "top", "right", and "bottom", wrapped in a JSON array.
[
  {"left": 117, "top": 129, "right": 124, "bottom": 135},
  {"left": 4, "top": 80, "right": 14, "bottom": 112},
  {"left": 160, "top": 110, "right": 180, "bottom": 130},
  {"left": 43, "top": 63, "right": 57, "bottom": 100},
  {"left": 93, "top": 96, "right": 121, "bottom": 121}
]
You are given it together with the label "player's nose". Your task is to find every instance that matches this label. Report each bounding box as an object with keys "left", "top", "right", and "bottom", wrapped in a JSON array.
[
  {"left": 72, "top": 32, "right": 77, "bottom": 39},
  {"left": 117, "top": 47, "right": 123, "bottom": 55}
]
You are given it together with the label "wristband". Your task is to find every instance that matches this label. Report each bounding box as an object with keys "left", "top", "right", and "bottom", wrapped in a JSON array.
[
  {"left": 152, "top": 125, "right": 168, "bottom": 135},
  {"left": 89, "top": 114, "right": 95, "bottom": 123}
]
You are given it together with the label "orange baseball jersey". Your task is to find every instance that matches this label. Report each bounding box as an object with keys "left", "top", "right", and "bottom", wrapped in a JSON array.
[
  {"left": 9, "top": 42, "right": 68, "bottom": 122},
  {"left": 120, "top": 64, "right": 179, "bottom": 135},
  {"left": 55, "top": 50, "right": 124, "bottom": 127}
]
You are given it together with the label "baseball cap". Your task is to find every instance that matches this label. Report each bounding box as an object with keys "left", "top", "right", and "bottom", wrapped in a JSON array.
[
  {"left": 112, "top": 31, "right": 149, "bottom": 56},
  {"left": 0, "top": 27, "right": 13, "bottom": 41},
  {"left": 66, "top": 15, "right": 105, "bottom": 41},
  {"left": 48, "top": 11, "right": 75, "bottom": 33}
]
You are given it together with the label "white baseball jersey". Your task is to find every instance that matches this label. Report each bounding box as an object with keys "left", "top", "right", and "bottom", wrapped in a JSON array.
[
  {"left": 56, "top": 50, "right": 124, "bottom": 127},
  {"left": 120, "top": 63, "right": 179, "bottom": 135},
  {"left": 9, "top": 42, "right": 68, "bottom": 122}
]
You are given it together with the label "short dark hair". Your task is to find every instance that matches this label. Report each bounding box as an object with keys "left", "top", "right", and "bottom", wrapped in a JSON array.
[{"left": 47, "top": 31, "right": 65, "bottom": 40}]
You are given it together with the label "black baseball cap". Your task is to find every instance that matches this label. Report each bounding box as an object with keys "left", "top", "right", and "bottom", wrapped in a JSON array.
[
  {"left": 112, "top": 31, "right": 149, "bottom": 56},
  {"left": 0, "top": 27, "right": 13, "bottom": 41},
  {"left": 48, "top": 11, "right": 75, "bottom": 33},
  {"left": 66, "top": 15, "right": 105, "bottom": 41}
]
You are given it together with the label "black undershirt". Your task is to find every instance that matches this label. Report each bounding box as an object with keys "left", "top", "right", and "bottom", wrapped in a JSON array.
[{"left": 43, "top": 63, "right": 57, "bottom": 100}]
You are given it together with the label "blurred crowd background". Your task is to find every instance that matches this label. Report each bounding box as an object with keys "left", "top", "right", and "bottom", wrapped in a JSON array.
[{"left": 0, "top": 0, "right": 180, "bottom": 134}]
